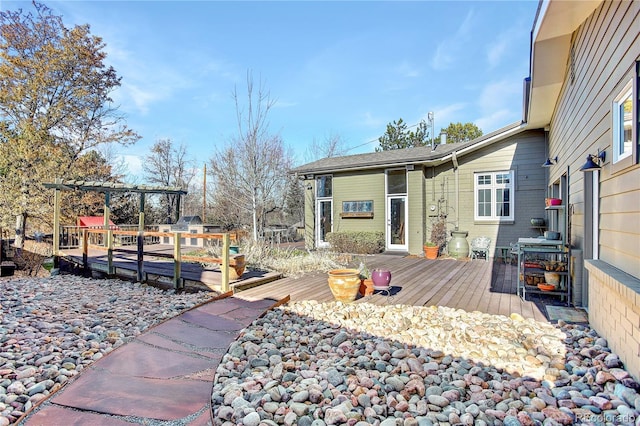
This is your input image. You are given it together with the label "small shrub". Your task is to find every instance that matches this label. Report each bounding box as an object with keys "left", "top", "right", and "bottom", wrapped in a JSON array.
[{"left": 325, "top": 231, "right": 384, "bottom": 254}]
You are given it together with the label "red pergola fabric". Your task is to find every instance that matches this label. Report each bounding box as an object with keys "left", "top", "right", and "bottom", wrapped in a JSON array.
[{"left": 77, "top": 216, "right": 118, "bottom": 229}]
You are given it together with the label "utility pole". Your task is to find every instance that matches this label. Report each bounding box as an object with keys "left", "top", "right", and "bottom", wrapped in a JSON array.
[{"left": 428, "top": 111, "right": 435, "bottom": 150}]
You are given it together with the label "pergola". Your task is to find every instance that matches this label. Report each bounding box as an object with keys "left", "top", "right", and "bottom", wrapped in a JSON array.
[{"left": 43, "top": 178, "right": 188, "bottom": 257}]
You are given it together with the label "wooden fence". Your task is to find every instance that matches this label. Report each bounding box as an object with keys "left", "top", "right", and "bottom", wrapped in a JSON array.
[{"left": 79, "top": 229, "right": 240, "bottom": 292}]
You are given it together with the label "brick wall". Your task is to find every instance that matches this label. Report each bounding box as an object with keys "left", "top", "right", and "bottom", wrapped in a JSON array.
[{"left": 586, "top": 260, "right": 640, "bottom": 381}]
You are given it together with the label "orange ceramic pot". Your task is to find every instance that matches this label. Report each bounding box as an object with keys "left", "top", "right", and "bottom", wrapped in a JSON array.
[
  {"left": 359, "top": 278, "right": 374, "bottom": 296},
  {"left": 327, "top": 269, "right": 361, "bottom": 302}
]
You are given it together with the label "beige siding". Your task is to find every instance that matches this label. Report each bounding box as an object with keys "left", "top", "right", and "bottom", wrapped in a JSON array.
[
  {"left": 546, "top": 1, "right": 640, "bottom": 380},
  {"left": 548, "top": 0, "right": 640, "bottom": 278}
]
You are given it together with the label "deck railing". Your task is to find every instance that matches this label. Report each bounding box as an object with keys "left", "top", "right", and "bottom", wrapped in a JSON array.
[{"left": 75, "top": 229, "right": 240, "bottom": 292}]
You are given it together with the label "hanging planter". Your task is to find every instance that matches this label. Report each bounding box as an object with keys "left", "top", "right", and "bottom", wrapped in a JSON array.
[{"left": 327, "top": 269, "right": 361, "bottom": 302}]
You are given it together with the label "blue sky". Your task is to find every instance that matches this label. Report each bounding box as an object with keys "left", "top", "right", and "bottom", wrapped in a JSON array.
[{"left": 5, "top": 0, "right": 539, "bottom": 178}]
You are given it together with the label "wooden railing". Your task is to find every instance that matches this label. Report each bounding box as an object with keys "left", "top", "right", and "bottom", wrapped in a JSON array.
[
  {"left": 80, "top": 229, "right": 239, "bottom": 292},
  {"left": 60, "top": 225, "right": 160, "bottom": 249}
]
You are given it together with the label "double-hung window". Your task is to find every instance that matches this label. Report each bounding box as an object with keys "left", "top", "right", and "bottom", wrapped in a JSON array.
[
  {"left": 474, "top": 171, "right": 514, "bottom": 221},
  {"left": 613, "top": 79, "right": 633, "bottom": 163},
  {"left": 611, "top": 61, "right": 639, "bottom": 172}
]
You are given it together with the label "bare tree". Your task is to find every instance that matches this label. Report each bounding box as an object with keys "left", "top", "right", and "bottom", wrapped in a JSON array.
[
  {"left": 305, "top": 132, "right": 348, "bottom": 162},
  {"left": 142, "top": 139, "right": 195, "bottom": 223},
  {"left": 208, "top": 71, "right": 293, "bottom": 241}
]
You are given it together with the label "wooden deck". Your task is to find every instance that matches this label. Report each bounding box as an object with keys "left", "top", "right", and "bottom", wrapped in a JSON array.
[
  {"left": 61, "top": 246, "right": 549, "bottom": 322},
  {"left": 234, "top": 254, "right": 550, "bottom": 323},
  {"left": 60, "top": 245, "right": 282, "bottom": 292}
]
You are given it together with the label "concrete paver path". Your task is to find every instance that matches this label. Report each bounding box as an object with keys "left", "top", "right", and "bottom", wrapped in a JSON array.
[{"left": 19, "top": 294, "right": 288, "bottom": 425}]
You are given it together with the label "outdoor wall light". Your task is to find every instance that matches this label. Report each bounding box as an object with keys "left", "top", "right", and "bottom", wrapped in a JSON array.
[
  {"left": 580, "top": 149, "right": 606, "bottom": 172},
  {"left": 542, "top": 156, "right": 558, "bottom": 167},
  {"left": 306, "top": 183, "right": 313, "bottom": 190}
]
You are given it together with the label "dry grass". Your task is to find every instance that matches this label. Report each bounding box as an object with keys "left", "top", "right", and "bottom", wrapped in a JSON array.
[
  {"left": 11, "top": 240, "right": 53, "bottom": 277},
  {"left": 203, "top": 240, "right": 353, "bottom": 278}
]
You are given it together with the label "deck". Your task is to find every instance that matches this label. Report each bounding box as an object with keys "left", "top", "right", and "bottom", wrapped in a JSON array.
[
  {"left": 234, "top": 254, "right": 550, "bottom": 323},
  {"left": 61, "top": 245, "right": 550, "bottom": 322},
  {"left": 60, "top": 244, "right": 282, "bottom": 292}
]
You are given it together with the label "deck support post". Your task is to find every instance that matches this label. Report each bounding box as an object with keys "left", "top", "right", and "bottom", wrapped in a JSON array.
[
  {"left": 82, "top": 229, "right": 88, "bottom": 272},
  {"left": 137, "top": 231, "right": 144, "bottom": 282},
  {"left": 174, "top": 232, "right": 182, "bottom": 290},
  {"left": 107, "top": 230, "right": 114, "bottom": 276},
  {"left": 52, "top": 178, "right": 61, "bottom": 267},
  {"left": 137, "top": 193, "right": 146, "bottom": 282},
  {"left": 221, "top": 233, "right": 230, "bottom": 293}
]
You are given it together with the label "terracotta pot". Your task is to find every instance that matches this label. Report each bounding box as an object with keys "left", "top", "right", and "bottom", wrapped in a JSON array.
[
  {"left": 359, "top": 278, "right": 374, "bottom": 296},
  {"left": 327, "top": 269, "right": 361, "bottom": 302},
  {"left": 229, "top": 254, "right": 245, "bottom": 280},
  {"left": 424, "top": 245, "right": 438, "bottom": 259},
  {"left": 371, "top": 269, "right": 392, "bottom": 289}
]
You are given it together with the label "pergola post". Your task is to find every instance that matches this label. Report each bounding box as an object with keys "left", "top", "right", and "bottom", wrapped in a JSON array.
[
  {"left": 103, "top": 191, "right": 111, "bottom": 230},
  {"left": 52, "top": 178, "right": 61, "bottom": 267},
  {"left": 175, "top": 194, "right": 181, "bottom": 224},
  {"left": 173, "top": 232, "right": 182, "bottom": 290}
]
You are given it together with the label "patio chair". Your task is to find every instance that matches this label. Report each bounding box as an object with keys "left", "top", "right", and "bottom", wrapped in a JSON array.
[
  {"left": 470, "top": 236, "right": 491, "bottom": 261},
  {"left": 509, "top": 242, "right": 520, "bottom": 264}
]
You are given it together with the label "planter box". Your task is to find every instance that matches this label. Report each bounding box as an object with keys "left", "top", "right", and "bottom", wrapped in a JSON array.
[{"left": 1, "top": 261, "right": 16, "bottom": 277}]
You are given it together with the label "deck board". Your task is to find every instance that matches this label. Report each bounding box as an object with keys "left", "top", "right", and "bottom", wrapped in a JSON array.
[
  {"left": 236, "top": 255, "right": 549, "bottom": 322},
  {"left": 63, "top": 246, "right": 550, "bottom": 322}
]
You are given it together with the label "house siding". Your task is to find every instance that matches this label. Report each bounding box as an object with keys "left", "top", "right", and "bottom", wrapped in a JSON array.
[
  {"left": 549, "top": 0, "right": 640, "bottom": 278},
  {"left": 424, "top": 131, "right": 546, "bottom": 256},
  {"left": 546, "top": 0, "right": 640, "bottom": 379},
  {"left": 408, "top": 168, "right": 426, "bottom": 255},
  {"left": 332, "top": 171, "right": 386, "bottom": 234}
]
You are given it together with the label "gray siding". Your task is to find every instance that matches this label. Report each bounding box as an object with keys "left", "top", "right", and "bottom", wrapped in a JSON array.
[{"left": 549, "top": 0, "right": 640, "bottom": 278}]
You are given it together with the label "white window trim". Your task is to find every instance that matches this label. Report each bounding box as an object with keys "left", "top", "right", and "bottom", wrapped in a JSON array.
[
  {"left": 612, "top": 79, "right": 633, "bottom": 163},
  {"left": 474, "top": 170, "right": 515, "bottom": 221}
]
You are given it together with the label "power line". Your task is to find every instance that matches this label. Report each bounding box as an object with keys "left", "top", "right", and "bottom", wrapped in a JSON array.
[{"left": 344, "top": 116, "right": 435, "bottom": 154}]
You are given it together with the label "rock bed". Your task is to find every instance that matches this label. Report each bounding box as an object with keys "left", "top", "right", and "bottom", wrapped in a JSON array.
[
  {"left": 211, "top": 300, "right": 640, "bottom": 426},
  {"left": 0, "top": 275, "right": 216, "bottom": 426}
]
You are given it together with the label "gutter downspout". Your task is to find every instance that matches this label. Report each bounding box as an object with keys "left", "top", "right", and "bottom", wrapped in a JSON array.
[{"left": 452, "top": 151, "right": 459, "bottom": 230}]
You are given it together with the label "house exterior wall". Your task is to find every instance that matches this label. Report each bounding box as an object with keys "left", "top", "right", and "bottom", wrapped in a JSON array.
[
  {"left": 332, "top": 171, "right": 386, "bottom": 234},
  {"left": 302, "top": 130, "right": 546, "bottom": 257},
  {"left": 546, "top": 1, "right": 639, "bottom": 378},
  {"left": 424, "top": 131, "right": 546, "bottom": 257}
]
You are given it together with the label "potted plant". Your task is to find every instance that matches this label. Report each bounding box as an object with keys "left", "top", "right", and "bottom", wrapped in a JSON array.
[
  {"left": 424, "top": 214, "right": 447, "bottom": 259},
  {"left": 358, "top": 261, "right": 374, "bottom": 296},
  {"left": 424, "top": 241, "right": 439, "bottom": 260}
]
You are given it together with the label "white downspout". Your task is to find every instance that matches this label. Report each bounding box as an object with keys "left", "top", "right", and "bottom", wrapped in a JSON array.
[{"left": 452, "top": 151, "right": 459, "bottom": 230}]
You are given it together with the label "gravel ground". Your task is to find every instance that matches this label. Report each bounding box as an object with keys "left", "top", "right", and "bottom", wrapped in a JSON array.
[
  {"left": 211, "top": 300, "right": 640, "bottom": 426},
  {"left": 0, "top": 274, "right": 216, "bottom": 425}
]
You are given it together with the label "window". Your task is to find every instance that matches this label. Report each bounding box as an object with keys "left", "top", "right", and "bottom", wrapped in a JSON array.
[
  {"left": 474, "top": 171, "right": 514, "bottom": 221},
  {"left": 316, "top": 175, "right": 332, "bottom": 198},
  {"left": 613, "top": 79, "right": 633, "bottom": 163},
  {"left": 386, "top": 169, "right": 407, "bottom": 194},
  {"left": 611, "top": 61, "right": 639, "bottom": 173}
]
